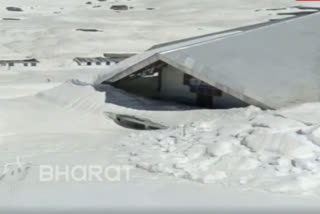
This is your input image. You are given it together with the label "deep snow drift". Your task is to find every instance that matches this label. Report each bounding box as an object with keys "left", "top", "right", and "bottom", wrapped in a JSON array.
[
  {"left": 125, "top": 105, "right": 320, "bottom": 195},
  {"left": 4, "top": 80, "right": 320, "bottom": 196},
  {"left": 2, "top": 79, "right": 320, "bottom": 212}
]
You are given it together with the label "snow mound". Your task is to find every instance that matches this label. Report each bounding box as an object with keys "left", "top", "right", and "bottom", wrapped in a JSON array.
[
  {"left": 35, "top": 80, "right": 189, "bottom": 118},
  {"left": 124, "top": 110, "right": 320, "bottom": 194},
  {"left": 35, "top": 80, "right": 107, "bottom": 114},
  {"left": 277, "top": 103, "right": 320, "bottom": 125}
]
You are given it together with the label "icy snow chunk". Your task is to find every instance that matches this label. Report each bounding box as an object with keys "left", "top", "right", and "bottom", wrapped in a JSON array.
[
  {"left": 274, "top": 157, "right": 293, "bottom": 174},
  {"left": 198, "top": 158, "right": 218, "bottom": 171},
  {"left": 184, "top": 144, "right": 206, "bottom": 159},
  {"left": 206, "top": 139, "right": 236, "bottom": 157},
  {"left": 202, "top": 171, "right": 227, "bottom": 184},
  {"left": 291, "top": 159, "right": 318, "bottom": 172},
  {"left": 123, "top": 105, "right": 320, "bottom": 193},
  {"left": 243, "top": 129, "right": 316, "bottom": 159},
  {"left": 216, "top": 122, "right": 252, "bottom": 138},
  {"left": 196, "top": 122, "right": 213, "bottom": 132},
  {"left": 237, "top": 157, "right": 260, "bottom": 170},
  {"left": 211, "top": 155, "right": 259, "bottom": 171},
  {"left": 276, "top": 157, "right": 292, "bottom": 168},
  {"left": 158, "top": 136, "right": 178, "bottom": 153},
  {"left": 250, "top": 113, "right": 307, "bottom": 131},
  {"left": 308, "top": 126, "right": 320, "bottom": 146}
]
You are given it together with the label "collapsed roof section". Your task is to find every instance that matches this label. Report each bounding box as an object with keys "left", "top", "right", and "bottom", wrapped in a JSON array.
[{"left": 96, "top": 13, "right": 320, "bottom": 109}]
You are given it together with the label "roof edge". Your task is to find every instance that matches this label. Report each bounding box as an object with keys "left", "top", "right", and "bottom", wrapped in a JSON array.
[{"left": 100, "top": 53, "right": 161, "bottom": 83}]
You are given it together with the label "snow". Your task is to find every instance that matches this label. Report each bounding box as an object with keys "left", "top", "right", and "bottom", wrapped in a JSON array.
[
  {"left": 123, "top": 107, "right": 320, "bottom": 193},
  {"left": 0, "top": 0, "right": 319, "bottom": 68},
  {"left": 1, "top": 0, "right": 320, "bottom": 213},
  {"left": 3, "top": 79, "right": 320, "bottom": 212}
]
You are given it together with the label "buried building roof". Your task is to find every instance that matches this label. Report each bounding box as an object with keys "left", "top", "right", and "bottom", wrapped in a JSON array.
[
  {"left": 73, "top": 57, "right": 111, "bottom": 65},
  {"left": 0, "top": 58, "right": 39, "bottom": 67},
  {"left": 103, "top": 53, "right": 136, "bottom": 62},
  {"left": 96, "top": 13, "right": 320, "bottom": 109},
  {"left": 0, "top": 58, "right": 39, "bottom": 64}
]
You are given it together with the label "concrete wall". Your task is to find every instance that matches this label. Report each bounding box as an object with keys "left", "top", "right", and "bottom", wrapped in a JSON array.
[
  {"left": 213, "top": 93, "right": 248, "bottom": 108},
  {"left": 160, "top": 65, "right": 247, "bottom": 108},
  {"left": 160, "top": 65, "right": 196, "bottom": 103},
  {"left": 114, "top": 65, "right": 247, "bottom": 108},
  {"left": 115, "top": 75, "right": 159, "bottom": 97}
]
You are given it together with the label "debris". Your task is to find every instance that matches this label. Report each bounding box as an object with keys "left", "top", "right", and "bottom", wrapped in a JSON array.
[
  {"left": 110, "top": 5, "right": 129, "bottom": 11},
  {"left": 6, "top": 7, "right": 23, "bottom": 12}
]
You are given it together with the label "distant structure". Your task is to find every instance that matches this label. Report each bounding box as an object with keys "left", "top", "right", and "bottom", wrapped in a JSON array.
[
  {"left": 103, "top": 53, "right": 136, "bottom": 63},
  {"left": 73, "top": 57, "right": 114, "bottom": 66},
  {"left": 74, "top": 54, "right": 135, "bottom": 67},
  {"left": 110, "top": 5, "right": 129, "bottom": 11},
  {"left": 0, "top": 59, "right": 39, "bottom": 69}
]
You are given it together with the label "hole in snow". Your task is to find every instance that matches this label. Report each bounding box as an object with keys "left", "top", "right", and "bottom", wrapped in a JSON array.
[{"left": 107, "top": 113, "right": 167, "bottom": 130}]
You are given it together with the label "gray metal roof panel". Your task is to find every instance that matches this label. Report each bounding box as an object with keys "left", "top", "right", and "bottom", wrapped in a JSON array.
[
  {"left": 160, "top": 13, "right": 320, "bottom": 108},
  {"left": 96, "top": 31, "right": 240, "bottom": 84},
  {"left": 95, "top": 13, "right": 320, "bottom": 109}
]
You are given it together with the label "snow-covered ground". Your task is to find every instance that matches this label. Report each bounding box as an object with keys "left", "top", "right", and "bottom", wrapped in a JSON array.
[
  {"left": 0, "top": 0, "right": 319, "bottom": 67},
  {"left": 1, "top": 0, "right": 320, "bottom": 213}
]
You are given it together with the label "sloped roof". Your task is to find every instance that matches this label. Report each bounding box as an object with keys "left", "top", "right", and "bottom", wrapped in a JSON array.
[
  {"left": 73, "top": 57, "right": 111, "bottom": 65},
  {"left": 96, "top": 13, "right": 320, "bottom": 109}
]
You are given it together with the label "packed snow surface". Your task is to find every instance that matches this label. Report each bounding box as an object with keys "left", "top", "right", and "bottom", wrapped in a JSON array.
[{"left": 126, "top": 105, "right": 320, "bottom": 194}]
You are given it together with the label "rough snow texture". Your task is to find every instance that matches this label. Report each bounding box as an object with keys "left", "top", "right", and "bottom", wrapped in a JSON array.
[
  {"left": 4, "top": 79, "right": 320, "bottom": 197},
  {"left": 124, "top": 105, "right": 320, "bottom": 195}
]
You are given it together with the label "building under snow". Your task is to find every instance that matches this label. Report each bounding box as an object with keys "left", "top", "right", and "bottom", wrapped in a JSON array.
[
  {"left": 97, "top": 13, "right": 320, "bottom": 109},
  {"left": 74, "top": 57, "right": 115, "bottom": 67},
  {"left": 74, "top": 54, "right": 136, "bottom": 67},
  {"left": 0, "top": 59, "right": 39, "bottom": 70},
  {"left": 103, "top": 53, "right": 136, "bottom": 64}
]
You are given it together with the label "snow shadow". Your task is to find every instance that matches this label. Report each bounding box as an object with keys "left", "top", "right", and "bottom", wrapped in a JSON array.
[{"left": 94, "top": 84, "right": 193, "bottom": 111}]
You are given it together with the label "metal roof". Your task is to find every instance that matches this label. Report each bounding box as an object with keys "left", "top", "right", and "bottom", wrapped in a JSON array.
[
  {"left": 73, "top": 57, "right": 110, "bottom": 65},
  {"left": 103, "top": 53, "right": 136, "bottom": 58},
  {"left": 96, "top": 13, "right": 320, "bottom": 109}
]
